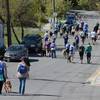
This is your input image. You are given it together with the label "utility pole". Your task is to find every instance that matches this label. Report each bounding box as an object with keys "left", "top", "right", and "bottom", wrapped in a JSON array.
[
  {"left": 6, "top": 0, "right": 12, "bottom": 47},
  {"left": 53, "top": 0, "right": 56, "bottom": 13},
  {"left": 52, "top": 0, "right": 57, "bottom": 30},
  {"left": 52, "top": 0, "right": 56, "bottom": 24}
]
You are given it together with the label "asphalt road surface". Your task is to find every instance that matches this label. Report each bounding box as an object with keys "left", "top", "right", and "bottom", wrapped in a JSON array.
[{"left": 1, "top": 11, "right": 100, "bottom": 100}]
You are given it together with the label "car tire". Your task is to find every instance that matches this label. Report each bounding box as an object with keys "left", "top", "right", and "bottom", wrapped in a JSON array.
[{"left": 35, "top": 48, "right": 38, "bottom": 53}]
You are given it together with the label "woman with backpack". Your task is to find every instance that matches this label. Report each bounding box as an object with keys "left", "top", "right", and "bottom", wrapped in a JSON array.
[{"left": 16, "top": 57, "right": 30, "bottom": 95}]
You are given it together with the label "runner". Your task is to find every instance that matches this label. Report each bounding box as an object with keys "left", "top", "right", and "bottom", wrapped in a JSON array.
[
  {"left": 50, "top": 41, "right": 56, "bottom": 58},
  {"left": 93, "top": 23, "right": 99, "bottom": 33},
  {"left": 85, "top": 43, "right": 92, "bottom": 64},
  {"left": 83, "top": 23, "right": 88, "bottom": 38},
  {"left": 68, "top": 43, "right": 75, "bottom": 63},
  {"left": 71, "top": 26, "right": 75, "bottom": 36},
  {"left": 74, "top": 35, "right": 80, "bottom": 50},
  {"left": 80, "top": 28, "right": 85, "bottom": 44},
  {"left": 78, "top": 44, "right": 85, "bottom": 64},
  {"left": 65, "top": 43, "right": 70, "bottom": 62},
  {"left": 90, "top": 31, "right": 97, "bottom": 45},
  {"left": 63, "top": 33, "right": 68, "bottom": 47}
]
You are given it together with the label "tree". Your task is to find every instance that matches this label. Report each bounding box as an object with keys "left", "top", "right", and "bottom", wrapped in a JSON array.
[
  {"left": 79, "top": 0, "right": 98, "bottom": 10},
  {"left": 56, "top": 0, "right": 70, "bottom": 17},
  {"left": 68, "top": 0, "right": 79, "bottom": 8}
]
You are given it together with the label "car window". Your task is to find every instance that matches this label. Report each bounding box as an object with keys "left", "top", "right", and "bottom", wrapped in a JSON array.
[
  {"left": 22, "top": 35, "right": 42, "bottom": 44},
  {"left": 7, "top": 46, "right": 23, "bottom": 51}
]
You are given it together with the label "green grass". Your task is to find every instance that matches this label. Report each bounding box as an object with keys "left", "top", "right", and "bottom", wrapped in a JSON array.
[{"left": 4, "top": 27, "right": 44, "bottom": 47}]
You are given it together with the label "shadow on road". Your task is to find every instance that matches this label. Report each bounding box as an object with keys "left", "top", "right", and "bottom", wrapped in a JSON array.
[
  {"left": 1, "top": 92, "right": 60, "bottom": 97},
  {"left": 29, "top": 58, "right": 39, "bottom": 62},
  {"left": 72, "top": 62, "right": 100, "bottom": 66},
  {"left": 6, "top": 58, "right": 39, "bottom": 63},
  {"left": 56, "top": 47, "right": 64, "bottom": 52},
  {"left": 29, "top": 53, "right": 42, "bottom": 57}
]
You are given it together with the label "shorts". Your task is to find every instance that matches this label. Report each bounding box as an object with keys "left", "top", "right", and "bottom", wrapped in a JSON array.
[
  {"left": 87, "top": 52, "right": 91, "bottom": 58},
  {"left": 92, "top": 37, "right": 96, "bottom": 41},
  {"left": 79, "top": 52, "right": 84, "bottom": 60}
]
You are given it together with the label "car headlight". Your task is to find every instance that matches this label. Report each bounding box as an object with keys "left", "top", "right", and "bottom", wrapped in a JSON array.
[{"left": 4, "top": 52, "right": 10, "bottom": 57}]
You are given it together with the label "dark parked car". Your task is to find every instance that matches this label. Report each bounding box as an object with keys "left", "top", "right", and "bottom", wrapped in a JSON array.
[
  {"left": 21, "top": 34, "right": 42, "bottom": 53},
  {"left": 4, "top": 44, "right": 28, "bottom": 62}
]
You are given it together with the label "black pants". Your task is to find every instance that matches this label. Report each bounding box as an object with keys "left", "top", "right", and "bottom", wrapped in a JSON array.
[
  {"left": 87, "top": 53, "right": 91, "bottom": 63},
  {"left": 79, "top": 52, "right": 84, "bottom": 60},
  {"left": 0, "top": 81, "right": 4, "bottom": 94}
]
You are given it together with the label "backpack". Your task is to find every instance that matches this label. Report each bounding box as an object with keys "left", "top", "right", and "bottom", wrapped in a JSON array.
[
  {"left": 18, "top": 64, "right": 27, "bottom": 74},
  {"left": 80, "top": 31, "right": 85, "bottom": 37},
  {"left": 0, "top": 62, "right": 4, "bottom": 75},
  {"left": 70, "top": 46, "right": 74, "bottom": 52},
  {"left": 66, "top": 44, "right": 70, "bottom": 53}
]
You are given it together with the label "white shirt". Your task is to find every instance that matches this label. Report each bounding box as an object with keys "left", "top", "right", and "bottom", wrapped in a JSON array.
[
  {"left": 65, "top": 44, "right": 70, "bottom": 49},
  {"left": 69, "top": 45, "right": 75, "bottom": 54},
  {"left": 80, "top": 31, "right": 85, "bottom": 37},
  {"left": 91, "top": 31, "right": 96, "bottom": 38}
]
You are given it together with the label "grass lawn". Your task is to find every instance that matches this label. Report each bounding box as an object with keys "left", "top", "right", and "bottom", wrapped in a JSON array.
[{"left": 4, "top": 27, "right": 44, "bottom": 47}]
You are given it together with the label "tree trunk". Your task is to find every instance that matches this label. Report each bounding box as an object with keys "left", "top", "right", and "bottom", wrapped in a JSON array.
[
  {"left": 18, "top": 17, "right": 24, "bottom": 40},
  {"left": 20, "top": 21, "right": 24, "bottom": 40},
  {"left": 11, "top": 23, "right": 20, "bottom": 44}
]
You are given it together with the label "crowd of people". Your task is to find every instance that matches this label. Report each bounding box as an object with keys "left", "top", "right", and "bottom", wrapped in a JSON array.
[{"left": 42, "top": 19, "right": 100, "bottom": 65}]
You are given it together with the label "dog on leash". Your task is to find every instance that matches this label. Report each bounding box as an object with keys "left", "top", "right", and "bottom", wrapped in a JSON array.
[
  {"left": 3, "top": 80, "right": 12, "bottom": 93},
  {"left": 62, "top": 49, "right": 67, "bottom": 59}
]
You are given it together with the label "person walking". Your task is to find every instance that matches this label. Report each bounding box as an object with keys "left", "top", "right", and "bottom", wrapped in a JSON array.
[
  {"left": 63, "top": 33, "right": 68, "bottom": 47},
  {"left": 74, "top": 35, "right": 80, "bottom": 50},
  {"left": 0, "top": 56, "right": 8, "bottom": 94},
  {"left": 80, "top": 28, "right": 85, "bottom": 44},
  {"left": 90, "top": 31, "right": 97, "bottom": 45},
  {"left": 78, "top": 44, "right": 85, "bottom": 64},
  {"left": 46, "top": 39, "right": 51, "bottom": 57},
  {"left": 16, "top": 57, "right": 30, "bottom": 95},
  {"left": 83, "top": 23, "right": 89, "bottom": 38},
  {"left": 85, "top": 43, "right": 92, "bottom": 64},
  {"left": 65, "top": 43, "right": 70, "bottom": 62},
  {"left": 93, "top": 23, "right": 99, "bottom": 33},
  {"left": 68, "top": 43, "right": 75, "bottom": 62},
  {"left": 50, "top": 41, "right": 56, "bottom": 58},
  {"left": 71, "top": 26, "right": 75, "bottom": 36},
  {"left": 80, "top": 21, "right": 84, "bottom": 30}
]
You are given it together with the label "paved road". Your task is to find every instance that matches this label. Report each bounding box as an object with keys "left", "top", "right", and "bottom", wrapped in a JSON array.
[{"left": 1, "top": 11, "right": 100, "bottom": 100}]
